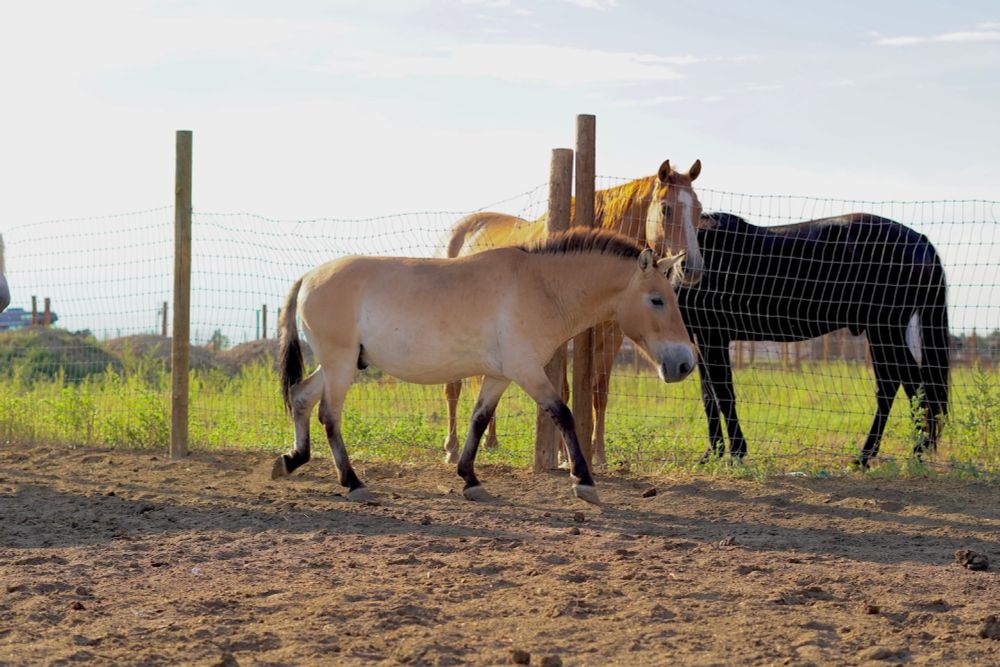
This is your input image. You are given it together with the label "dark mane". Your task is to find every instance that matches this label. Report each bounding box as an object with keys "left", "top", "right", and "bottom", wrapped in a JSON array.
[{"left": 519, "top": 227, "right": 645, "bottom": 260}]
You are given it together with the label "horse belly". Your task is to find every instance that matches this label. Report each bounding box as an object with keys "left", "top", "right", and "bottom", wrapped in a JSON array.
[{"left": 357, "top": 313, "right": 500, "bottom": 385}]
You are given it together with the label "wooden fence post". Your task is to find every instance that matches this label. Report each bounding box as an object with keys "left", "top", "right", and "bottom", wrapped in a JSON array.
[
  {"left": 534, "top": 148, "right": 573, "bottom": 473},
  {"left": 171, "top": 130, "right": 193, "bottom": 460},
  {"left": 971, "top": 328, "right": 979, "bottom": 367},
  {"left": 31, "top": 295, "right": 37, "bottom": 326},
  {"left": 161, "top": 301, "right": 168, "bottom": 337},
  {"left": 261, "top": 304, "right": 268, "bottom": 340},
  {"left": 43, "top": 298, "right": 51, "bottom": 327},
  {"left": 572, "top": 114, "right": 596, "bottom": 463}
]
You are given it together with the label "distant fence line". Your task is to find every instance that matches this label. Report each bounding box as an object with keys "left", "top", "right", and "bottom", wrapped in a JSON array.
[{"left": 1, "top": 116, "right": 998, "bottom": 472}]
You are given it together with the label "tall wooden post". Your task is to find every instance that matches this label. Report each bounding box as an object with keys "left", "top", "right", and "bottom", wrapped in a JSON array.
[
  {"left": 572, "top": 114, "right": 596, "bottom": 463},
  {"left": 261, "top": 304, "right": 268, "bottom": 340},
  {"left": 170, "top": 130, "right": 193, "bottom": 460},
  {"left": 43, "top": 298, "right": 51, "bottom": 327},
  {"left": 534, "top": 148, "right": 573, "bottom": 473},
  {"left": 734, "top": 340, "right": 743, "bottom": 369},
  {"left": 822, "top": 334, "right": 830, "bottom": 363},
  {"left": 971, "top": 328, "right": 979, "bottom": 367},
  {"left": 161, "top": 301, "right": 168, "bottom": 337},
  {"left": 31, "top": 296, "right": 37, "bottom": 326}
]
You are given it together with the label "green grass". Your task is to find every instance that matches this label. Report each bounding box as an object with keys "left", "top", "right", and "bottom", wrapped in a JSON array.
[{"left": 1, "top": 355, "right": 998, "bottom": 479}]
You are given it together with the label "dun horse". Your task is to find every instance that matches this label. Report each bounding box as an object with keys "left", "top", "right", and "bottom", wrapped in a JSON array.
[
  {"left": 678, "top": 212, "right": 949, "bottom": 467},
  {"left": 272, "top": 228, "right": 695, "bottom": 505},
  {"left": 443, "top": 159, "right": 704, "bottom": 464}
]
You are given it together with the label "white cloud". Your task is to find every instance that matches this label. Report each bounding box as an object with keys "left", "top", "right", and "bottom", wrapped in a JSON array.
[
  {"left": 321, "top": 43, "right": 689, "bottom": 85},
  {"left": 559, "top": 0, "right": 620, "bottom": 9},
  {"left": 876, "top": 27, "right": 1000, "bottom": 46},
  {"left": 610, "top": 95, "right": 686, "bottom": 108}
]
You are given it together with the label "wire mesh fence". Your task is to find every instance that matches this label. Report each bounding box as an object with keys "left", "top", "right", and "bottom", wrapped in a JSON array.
[{"left": 0, "top": 177, "right": 997, "bottom": 474}]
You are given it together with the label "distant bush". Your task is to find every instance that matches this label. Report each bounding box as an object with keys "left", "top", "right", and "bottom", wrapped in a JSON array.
[{"left": 0, "top": 328, "right": 121, "bottom": 383}]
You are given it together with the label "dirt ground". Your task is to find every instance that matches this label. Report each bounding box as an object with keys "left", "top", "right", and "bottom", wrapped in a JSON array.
[{"left": 2, "top": 443, "right": 999, "bottom": 666}]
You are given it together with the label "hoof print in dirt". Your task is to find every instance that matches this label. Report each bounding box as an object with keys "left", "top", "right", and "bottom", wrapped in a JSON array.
[
  {"left": 954, "top": 549, "right": 990, "bottom": 571},
  {"left": 510, "top": 648, "right": 531, "bottom": 664},
  {"left": 539, "top": 656, "right": 563, "bottom": 667},
  {"left": 979, "top": 615, "right": 1000, "bottom": 641},
  {"left": 463, "top": 485, "right": 493, "bottom": 502},
  {"left": 572, "top": 484, "right": 600, "bottom": 506},
  {"left": 347, "top": 487, "right": 379, "bottom": 505},
  {"left": 641, "top": 486, "right": 657, "bottom": 498}
]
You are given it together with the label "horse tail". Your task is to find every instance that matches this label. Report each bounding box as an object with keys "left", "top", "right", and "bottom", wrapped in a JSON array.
[
  {"left": 278, "top": 277, "right": 305, "bottom": 415},
  {"left": 447, "top": 213, "right": 493, "bottom": 258},
  {"left": 919, "top": 251, "right": 950, "bottom": 445}
]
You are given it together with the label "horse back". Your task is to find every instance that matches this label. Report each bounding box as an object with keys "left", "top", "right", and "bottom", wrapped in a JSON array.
[{"left": 682, "top": 212, "right": 944, "bottom": 340}]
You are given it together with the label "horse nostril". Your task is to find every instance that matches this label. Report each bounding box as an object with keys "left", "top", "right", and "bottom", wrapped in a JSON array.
[{"left": 679, "top": 362, "right": 691, "bottom": 375}]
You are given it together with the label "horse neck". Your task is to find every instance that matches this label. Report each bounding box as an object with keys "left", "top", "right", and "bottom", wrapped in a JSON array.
[{"left": 530, "top": 252, "right": 631, "bottom": 338}]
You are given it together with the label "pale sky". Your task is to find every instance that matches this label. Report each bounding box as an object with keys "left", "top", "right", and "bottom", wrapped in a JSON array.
[{"left": 0, "top": 0, "right": 997, "bottom": 338}]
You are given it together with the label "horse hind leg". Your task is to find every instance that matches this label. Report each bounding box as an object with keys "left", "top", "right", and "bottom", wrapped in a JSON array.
[
  {"left": 855, "top": 337, "right": 904, "bottom": 468},
  {"left": 272, "top": 368, "right": 324, "bottom": 479},
  {"left": 316, "top": 354, "right": 372, "bottom": 503}
]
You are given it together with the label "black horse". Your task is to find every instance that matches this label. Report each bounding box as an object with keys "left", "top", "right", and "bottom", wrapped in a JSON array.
[{"left": 678, "top": 212, "right": 949, "bottom": 467}]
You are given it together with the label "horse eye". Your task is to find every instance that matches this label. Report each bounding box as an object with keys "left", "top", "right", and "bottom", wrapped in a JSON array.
[{"left": 650, "top": 296, "right": 665, "bottom": 308}]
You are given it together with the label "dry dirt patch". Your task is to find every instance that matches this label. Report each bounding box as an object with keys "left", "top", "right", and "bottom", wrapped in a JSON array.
[{"left": 2, "top": 443, "right": 999, "bottom": 665}]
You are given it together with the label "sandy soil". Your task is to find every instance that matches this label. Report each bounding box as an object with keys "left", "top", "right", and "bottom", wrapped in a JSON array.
[{"left": 2, "top": 442, "right": 999, "bottom": 666}]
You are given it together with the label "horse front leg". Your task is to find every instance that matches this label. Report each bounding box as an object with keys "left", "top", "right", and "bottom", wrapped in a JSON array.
[
  {"left": 694, "top": 345, "right": 726, "bottom": 464},
  {"left": 457, "top": 377, "right": 511, "bottom": 501},
  {"left": 271, "top": 368, "right": 324, "bottom": 479},
  {"left": 700, "top": 339, "right": 747, "bottom": 460},
  {"left": 516, "top": 368, "right": 599, "bottom": 505}
]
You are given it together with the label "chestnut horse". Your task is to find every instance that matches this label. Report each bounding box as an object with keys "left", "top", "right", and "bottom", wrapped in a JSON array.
[
  {"left": 442, "top": 159, "right": 704, "bottom": 464},
  {"left": 272, "top": 228, "right": 695, "bottom": 505}
]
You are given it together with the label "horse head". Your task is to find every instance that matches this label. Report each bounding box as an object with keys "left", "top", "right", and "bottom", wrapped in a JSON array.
[
  {"left": 616, "top": 248, "right": 696, "bottom": 382},
  {"left": 645, "top": 159, "right": 705, "bottom": 286}
]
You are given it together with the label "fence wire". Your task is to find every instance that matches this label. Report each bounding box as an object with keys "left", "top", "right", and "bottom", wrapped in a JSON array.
[{"left": 0, "top": 180, "right": 997, "bottom": 475}]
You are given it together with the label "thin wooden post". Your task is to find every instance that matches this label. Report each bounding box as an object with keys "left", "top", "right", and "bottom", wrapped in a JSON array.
[
  {"left": 31, "top": 296, "right": 37, "bottom": 326},
  {"left": 170, "top": 130, "right": 193, "bottom": 460},
  {"left": 535, "top": 148, "right": 573, "bottom": 473},
  {"left": 261, "top": 304, "right": 268, "bottom": 340},
  {"left": 161, "top": 301, "right": 168, "bottom": 337},
  {"left": 822, "top": 333, "right": 830, "bottom": 363},
  {"left": 43, "top": 298, "right": 51, "bottom": 327},
  {"left": 748, "top": 341, "right": 756, "bottom": 368},
  {"left": 572, "top": 114, "right": 596, "bottom": 463},
  {"left": 735, "top": 340, "right": 743, "bottom": 369},
  {"left": 782, "top": 342, "right": 789, "bottom": 369},
  {"left": 971, "top": 328, "right": 979, "bottom": 367}
]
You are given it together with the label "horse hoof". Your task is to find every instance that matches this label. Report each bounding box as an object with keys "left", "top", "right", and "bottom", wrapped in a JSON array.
[
  {"left": 348, "top": 487, "right": 378, "bottom": 505},
  {"left": 573, "top": 484, "right": 601, "bottom": 506},
  {"left": 270, "top": 456, "right": 289, "bottom": 480},
  {"left": 443, "top": 451, "right": 459, "bottom": 465},
  {"left": 463, "top": 485, "right": 493, "bottom": 502},
  {"left": 484, "top": 436, "right": 500, "bottom": 450},
  {"left": 852, "top": 457, "right": 870, "bottom": 470}
]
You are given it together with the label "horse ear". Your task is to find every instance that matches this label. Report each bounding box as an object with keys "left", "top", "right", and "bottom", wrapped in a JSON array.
[
  {"left": 688, "top": 159, "right": 701, "bottom": 181},
  {"left": 638, "top": 248, "right": 656, "bottom": 273},
  {"left": 656, "top": 251, "right": 685, "bottom": 276},
  {"left": 657, "top": 160, "right": 671, "bottom": 184}
]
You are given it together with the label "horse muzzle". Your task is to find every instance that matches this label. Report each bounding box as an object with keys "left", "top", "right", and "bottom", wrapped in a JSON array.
[{"left": 657, "top": 344, "right": 696, "bottom": 383}]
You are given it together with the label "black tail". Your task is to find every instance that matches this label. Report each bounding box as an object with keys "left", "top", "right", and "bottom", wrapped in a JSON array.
[
  {"left": 921, "top": 256, "right": 950, "bottom": 446},
  {"left": 278, "top": 278, "right": 305, "bottom": 414}
]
